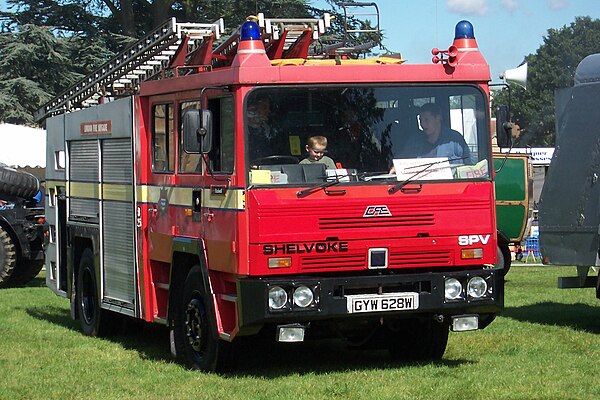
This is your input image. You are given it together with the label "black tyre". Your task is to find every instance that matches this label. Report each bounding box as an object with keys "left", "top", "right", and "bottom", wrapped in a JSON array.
[
  {"left": 0, "top": 164, "right": 40, "bottom": 199},
  {"left": 496, "top": 243, "right": 512, "bottom": 276},
  {"left": 173, "top": 265, "right": 234, "bottom": 372},
  {"left": 0, "top": 225, "right": 17, "bottom": 287},
  {"left": 7, "top": 259, "right": 44, "bottom": 286},
  {"left": 387, "top": 319, "right": 449, "bottom": 361},
  {"left": 76, "top": 249, "right": 120, "bottom": 336}
]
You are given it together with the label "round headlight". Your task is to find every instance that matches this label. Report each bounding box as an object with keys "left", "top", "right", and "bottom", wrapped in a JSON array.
[
  {"left": 268, "top": 286, "right": 288, "bottom": 310},
  {"left": 445, "top": 278, "right": 463, "bottom": 300},
  {"left": 467, "top": 276, "right": 488, "bottom": 298},
  {"left": 293, "top": 286, "right": 314, "bottom": 308}
]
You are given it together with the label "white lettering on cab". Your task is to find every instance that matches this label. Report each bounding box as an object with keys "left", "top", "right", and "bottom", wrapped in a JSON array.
[{"left": 458, "top": 234, "right": 491, "bottom": 246}]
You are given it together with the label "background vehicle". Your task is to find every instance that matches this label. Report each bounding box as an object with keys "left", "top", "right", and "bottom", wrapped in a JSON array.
[
  {"left": 494, "top": 152, "right": 533, "bottom": 274},
  {"left": 39, "top": 7, "right": 507, "bottom": 371},
  {"left": 0, "top": 163, "right": 45, "bottom": 287},
  {"left": 538, "top": 53, "right": 600, "bottom": 297}
]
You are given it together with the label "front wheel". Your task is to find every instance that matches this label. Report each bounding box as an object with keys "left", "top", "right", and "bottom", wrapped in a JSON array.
[
  {"left": 173, "top": 265, "right": 234, "bottom": 372},
  {"left": 386, "top": 318, "right": 449, "bottom": 361},
  {"left": 496, "top": 243, "right": 512, "bottom": 276}
]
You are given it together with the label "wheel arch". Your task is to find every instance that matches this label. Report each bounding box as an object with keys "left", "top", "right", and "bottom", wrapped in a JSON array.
[{"left": 168, "top": 237, "right": 210, "bottom": 324}]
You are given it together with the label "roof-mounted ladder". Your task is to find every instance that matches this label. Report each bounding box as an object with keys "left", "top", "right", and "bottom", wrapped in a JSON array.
[
  {"left": 35, "top": 17, "right": 223, "bottom": 121},
  {"left": 210, "top": 13, "right": 332, "bottom": 65},
  {"left": 320, "top": 1, "right": 381, "bottom": 57}
]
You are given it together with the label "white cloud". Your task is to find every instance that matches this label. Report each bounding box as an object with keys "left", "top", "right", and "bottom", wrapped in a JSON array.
[
  {"left": 501, "top": 0, "right": 519, "bottom": 12},
  {"left": 548, "top": 0, "right": 568, "bottom": 10},
  {"left": 447, "top": 0, "right": 489, "bottom": 16}
]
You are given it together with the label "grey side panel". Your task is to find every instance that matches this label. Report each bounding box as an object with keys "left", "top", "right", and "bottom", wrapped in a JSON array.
[
  {"left": 539, "top": 83, "right": 600, "bottom": 265},
  {"left": 101, "top": 139, "right": 135, "bottom": 306},
  {"left": 45, "top": 115, "right": 66, "bottom": 294},
  {"left": 69, "top": 140, "right": 99, "bottom": 221}
]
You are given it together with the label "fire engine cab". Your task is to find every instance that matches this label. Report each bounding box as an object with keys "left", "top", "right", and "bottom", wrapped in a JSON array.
[{"left": 39, "top": 7, "right": 507, "bottom": 371}]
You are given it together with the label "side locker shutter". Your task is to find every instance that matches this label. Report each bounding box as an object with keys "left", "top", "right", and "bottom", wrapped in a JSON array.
[
  {"left": 69, "top": 141, "right": 99, "bottom": 221},
  {"left": 101, "top": 138, "right": 136, "bottom": 310}
]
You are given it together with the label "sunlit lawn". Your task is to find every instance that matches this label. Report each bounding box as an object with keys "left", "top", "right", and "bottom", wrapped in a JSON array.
[{"left": 1, "top": 266, "right": 599, "bottom": 399}]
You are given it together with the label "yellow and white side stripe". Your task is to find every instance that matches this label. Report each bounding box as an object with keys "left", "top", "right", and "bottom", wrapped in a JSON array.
[{"left": 46, "top": 180, "right": 245, "bottom": 210}]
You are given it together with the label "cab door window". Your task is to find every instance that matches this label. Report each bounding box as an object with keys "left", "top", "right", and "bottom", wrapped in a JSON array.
[
  {"left": 152, "top": 103, "right": 174, "bottom": 173},
  {"left": 207, "top": 96, "right": 234, "bottom": 174},
  {"left": 179, "top": 100, "right": 203, "bottom": 173}
]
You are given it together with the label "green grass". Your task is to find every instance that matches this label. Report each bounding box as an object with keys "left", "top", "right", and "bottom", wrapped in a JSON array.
[{"left": 1, "top": 266, "right": 599, "bottom": 399}]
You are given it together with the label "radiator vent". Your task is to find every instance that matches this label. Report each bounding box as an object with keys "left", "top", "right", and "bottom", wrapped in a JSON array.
[{"left": 319, "top": 214, "right": 434, "bottom": 230}]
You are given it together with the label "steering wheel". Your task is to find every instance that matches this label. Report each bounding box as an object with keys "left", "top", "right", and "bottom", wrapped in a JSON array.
[{"left": 250, "top": 155, "right": 299, "bottom": 166}]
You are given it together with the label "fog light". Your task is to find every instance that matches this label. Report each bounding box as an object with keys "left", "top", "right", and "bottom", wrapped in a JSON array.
[
  {"left": 467, "top": 276, "right": 488, "bottom": 298},
  {"left": 277, "top": 324, "right": 305, "bottom": 342},
  {"left": 293, "top": 285, "right": 314, "bottom": 308},
  {"left": 445, "top": 278, "right": 463, "bottom": 300},
  {"left": 268, "top": 286, "right": 288, "bottom": 310},
  {"left": 451, "top": 315, "right": 479, "bottom": 332}
]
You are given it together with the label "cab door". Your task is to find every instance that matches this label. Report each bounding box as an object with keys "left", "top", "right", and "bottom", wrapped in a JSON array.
[{"left": 201, "top": 95, "right": 239, "bottom": 274}]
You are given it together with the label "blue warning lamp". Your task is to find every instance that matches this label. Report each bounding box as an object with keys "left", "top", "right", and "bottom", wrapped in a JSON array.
[
  {"left": 240, "top": 21, "right": 261, "bottom": 41},
  {"left": 454, "top": 20, "right": 475, "bottom": 39}
]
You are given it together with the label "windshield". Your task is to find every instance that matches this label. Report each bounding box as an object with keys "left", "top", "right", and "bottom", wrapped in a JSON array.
[{"left": 246, "top": 85, "right": 490, "bottom": 186}]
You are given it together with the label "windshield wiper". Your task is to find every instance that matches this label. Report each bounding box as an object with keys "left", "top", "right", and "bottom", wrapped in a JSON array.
[
  {"left": 296, "top": 172, "right": 354, "bottom": 198},
  {"left": 388, "top": 157, "right": 467, "bottom": 194}
]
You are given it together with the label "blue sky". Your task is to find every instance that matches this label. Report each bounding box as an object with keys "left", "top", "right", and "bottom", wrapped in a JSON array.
[
  {"left": 2, "top": 0, "right": 599, "bottom": 83},
  {"left": 313, "top": 0, "right": 600, "bottom": 83}
]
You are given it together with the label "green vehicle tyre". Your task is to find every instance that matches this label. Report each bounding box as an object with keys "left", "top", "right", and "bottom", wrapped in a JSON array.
[
  {"left": 0, "top": 225, "right": 17, "bottom": 287},
  {"left": 0, "top": 164, "right": 39, "bottom": 199},
  {"left": 7, "top": 259, "right": 44, "bottom": 286}
]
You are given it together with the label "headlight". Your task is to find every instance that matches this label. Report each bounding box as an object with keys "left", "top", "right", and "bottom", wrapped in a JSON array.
[
  {"left": 268, "top": 286, "right": 288, "bottom": 310},
  {"left": 445, "top": 278, "right": 463, "bottom": 300},
  {"left": 467, "top": 276, "right": 488, "bottom": 298},
  {"left": 293, "top": 286, "right": 314, "bottom": 308}
]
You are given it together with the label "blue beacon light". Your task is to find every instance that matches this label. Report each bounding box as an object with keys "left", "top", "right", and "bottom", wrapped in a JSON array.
[
  {"left": 240, "top": 21, "right": 261, "bottom": 41},
  {"left": 454, "top": 20, "right": 475, "bottom": 39}
]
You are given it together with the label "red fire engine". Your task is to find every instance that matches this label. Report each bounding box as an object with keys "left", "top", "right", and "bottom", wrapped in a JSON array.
[{"left": 39, "top": 8, "right": 507, "bottom": 371}]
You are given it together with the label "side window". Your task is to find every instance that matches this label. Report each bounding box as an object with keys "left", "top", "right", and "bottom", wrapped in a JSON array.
[
  {"left": 152, "top": 103, "right": 174, "bottom": 173},
  {"left": 179, "top": 100, "right": 203, "bottom": 173},
  {"left": 207, "top": 96, "right": 234, "bottom": 173}
]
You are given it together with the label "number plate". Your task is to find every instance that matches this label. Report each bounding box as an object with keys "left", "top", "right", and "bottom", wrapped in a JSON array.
[{"left": 345, "top": 292, "right": 419, "bottom": 313}]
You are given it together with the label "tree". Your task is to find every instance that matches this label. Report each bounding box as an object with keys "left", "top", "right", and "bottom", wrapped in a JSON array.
[
  {"left": 493, "top": 16, "right": 600, "bottom": 146},
  {"left": 0, "top": 25, "right": 82, "bottom": 124}
]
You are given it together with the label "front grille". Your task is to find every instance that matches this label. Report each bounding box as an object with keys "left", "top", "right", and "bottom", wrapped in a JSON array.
[
  {"left": 299, "top": 250, "right": 452, "bottom": 270},
  {"left": 319, "top": 213, "right": 435, "bottom": 230},
  {"left": 389, "top": 250, "right": 452, "bottom": 267},
  {"left": 301, "top": 254, "right": 366, "bottom": 269}
]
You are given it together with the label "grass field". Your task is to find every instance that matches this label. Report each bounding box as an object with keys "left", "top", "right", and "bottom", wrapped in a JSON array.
[{"left": 1, "top": 266, "right": 599, "bottom": 400}]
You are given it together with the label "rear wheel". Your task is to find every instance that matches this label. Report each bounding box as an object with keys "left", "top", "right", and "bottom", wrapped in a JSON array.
[
  {"left": 0, "top": 225, "right": 17, "bottom": 287},
  {"left": 173, "top": 265, "right": 234, "bottom": 372},
  {"left": 76, "top": 249, "right": 120, "bottom": 336},
  {"left": 387, "top": 318, "right": 449, "bottom": 361}
]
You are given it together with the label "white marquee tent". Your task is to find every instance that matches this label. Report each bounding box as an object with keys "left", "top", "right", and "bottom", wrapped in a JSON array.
[{"left": 0, "top": 123, "right": 46, "bottom": 168}]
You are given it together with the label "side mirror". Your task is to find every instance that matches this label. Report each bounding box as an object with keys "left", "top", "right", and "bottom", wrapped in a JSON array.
[
  {"left": 495, "top": 105, "right": 512, "bottom": 148},
  {"left": 183, "top": 109, "right": 213, "bottom": 154}
]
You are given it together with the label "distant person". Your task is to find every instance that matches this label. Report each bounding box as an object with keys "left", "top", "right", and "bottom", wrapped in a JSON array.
[
  {"left": 403, "top": 103, "right": 473, "bottom": 164},
  {"left": 300, "top": 136, "right": 336, "bottom": 169}
]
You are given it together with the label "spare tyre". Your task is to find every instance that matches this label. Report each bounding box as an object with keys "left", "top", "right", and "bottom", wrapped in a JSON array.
[{"left": 0, "top": 163, "right": 40, "bottom": 199}]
